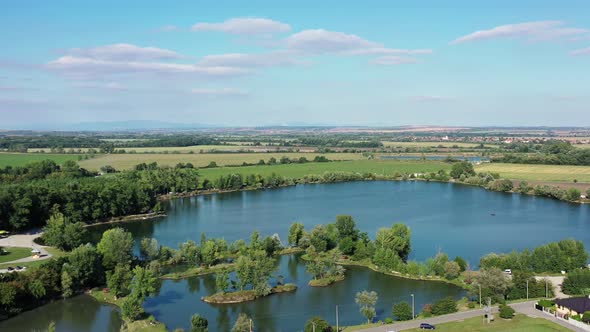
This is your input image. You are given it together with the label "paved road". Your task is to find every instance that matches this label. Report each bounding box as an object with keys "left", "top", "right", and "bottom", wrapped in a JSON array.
[
  {"left": 511, "top": 301, "right": 586, "bottom": 332},
  {"left": 0, "top": 230, "right": 51, "bottom": 272},
  {"left": 357, "top": 306, "right": 497, "bottom": 331}
]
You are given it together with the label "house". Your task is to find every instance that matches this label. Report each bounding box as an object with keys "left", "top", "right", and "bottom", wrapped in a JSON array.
[{"left": 555, "top": 296, "right": 590, "bottom": 317}]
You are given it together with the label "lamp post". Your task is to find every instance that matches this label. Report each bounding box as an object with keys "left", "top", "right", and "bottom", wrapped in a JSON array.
[
  {"left": 249, "top": 319, "right": 253, "bottom": 332},
  {"left": 311, "top": 321, "right": 316, "bottom": 332},
  {"left": 526, "top": 280, "right": 529, "bottom": 300},
  {"left": 478, "top": 284, "right": 482, "bottom": 307},
  {"left": 411, "top": 293, "right": 415, "bottom": 320}
]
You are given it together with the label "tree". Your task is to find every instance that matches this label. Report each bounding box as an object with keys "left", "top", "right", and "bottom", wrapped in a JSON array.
[
  {"left": 97, "top": 228, "right": 133, "bottom": 270},
  {"left": 355, "top": 290, "right": 378, "bottom": 324},
  {"left": 338, "top": 237, "right": 356, "bottom": 256},
  {"left": 335, "top": 215, "right": 358, "bottom": 240},
  {"left": 453, "top": 256, "right": 467, "bottom": 272},
  {"left": 444, "top": 261, "right": 461, "bottom": 280},
  {"left": 216, "top": 269, "right": 230, "bottom": 294},
  {"left": 375, "top": 224, "right": 411, "bottom": 261},
  {"left": 231, "top": 313, "right": 252, "bottom": 332},
  {"left": 392, "top": 301, "right": 413, "bottom": 321},
  {"left": 140, "top": 238, "right": 160, "bottom": 261},
  {"left": 304, "top": 316, "right": 332, "bottom": 332},
  {"left": 201, "top": 240, "right": 217, "bottom": 267},
  {"left": 68, "top": 243, "right": 103, "bottom": 287},
  {"left": 130, "top": 266, "right": 158, "bottom": 299},
  {"left": 0, "top": 283, "right": 16, "bottom": 307},
  {"left": 432, "top": 296, "right": 458, "bottom": 315},
  {"left": 106, "top": 264, "right": 133, "bottom": 298},
  {"left": 28, "top": 280, "right": 46, "bottom": 299},
  {"left": 42, "top": 208, "right": 87, "bottom": 251},
  {"left": 499, "top": 304, "right": 515, "bottom": 319},
  {"left": 288, "top": 222, "right": 305, "bottom": 247},
  {"left": 450, "top": 161, "right": 475, "bottom": 179},
  {"left": 564, "top": 188, "right": 581, "bottom": 201},
  {"left": 474, "top": 268, "right": 512, "bottom": 302},
  {"left": 191, "top": 313, "right": 208, "bottom": 332},
  {"left": 562, "top": 269, "right": 590, "bottom": 295},
  {"left": 61, "top": 269, "right": 74, "bottom": 298},
  {"left": 121, "top": 293, "right": 144, "bottom": 321}
]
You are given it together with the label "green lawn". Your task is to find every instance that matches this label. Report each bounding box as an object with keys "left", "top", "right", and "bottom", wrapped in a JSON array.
[
  {"left": 198, "top": 160, "right": 451, "bottom": 180},
  {"left": 0, "top": 153, "right": 83, "bottom": 168},
  {"left": 403, "top": 315, "right": 569, "bottom": 332},
  {"left": 0, "top": 247, "right": 31, "bottom": 263},
  {"left": 0, "top": 247, "right": 66, "bottom": 269}
]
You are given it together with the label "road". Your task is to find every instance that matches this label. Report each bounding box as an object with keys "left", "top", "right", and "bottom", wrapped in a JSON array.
[
  {"left": 358, "top": 301, "right": 584, "bottom": 331},
  {"left": 357, "top": 306, "right": 497, "bottom": 331},
  {"left": 0, "top": 230, "right": 51, "bottom": 272}
]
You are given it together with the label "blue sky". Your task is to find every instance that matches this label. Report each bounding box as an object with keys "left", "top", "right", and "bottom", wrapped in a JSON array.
[{"left": 1, "top": 0, "right": 590, "bottom": 129}]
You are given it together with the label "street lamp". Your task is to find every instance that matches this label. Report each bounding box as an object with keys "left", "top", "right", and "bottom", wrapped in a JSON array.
[
  {"left": 311, "top": 321, "right": 316, "bottom": 332},
  {"left": 526, "top": 280, "right": 529, "bottom": 300},
  {"left": 411, "top": 293, "right": 415, "bottom": 320},
  {"left": 249, "top": 319, "right": 253, "bottom": 332}
]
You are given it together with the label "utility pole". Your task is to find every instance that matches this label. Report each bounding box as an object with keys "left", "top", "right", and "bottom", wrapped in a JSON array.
[
  {"left": 336, "top": 305, "right": 339, "bottom": 332},
  {"left": 249, "top": 319, "right": 253, "bottom": 332},
  {"left": 311, "top": 321, "right": 316, "bottom": 332},
  {"left": 526, "top": 280, "right": 529, "bottom": 300},
  {"left": 411, "top": 293, "right": 415, "bottom": 320},
  {"left": 478, "top": 284, "right": 482, "bottom": 307},
  {"left": 545, "top": 279, "right": 548, "bottom": 298}
]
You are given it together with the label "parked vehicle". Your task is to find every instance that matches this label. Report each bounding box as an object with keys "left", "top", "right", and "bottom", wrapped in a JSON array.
[
  {"left": 420, "top": 323, "right": 436, "bottom": 330},
  {"left": 6, "top": 266, "right": 14, "bottom": 272},
  {"left": 15, "top": 266, "right": 26, "bottom": 271},
  {"left": 504, "top": 269, "right": 512, "bottom": 275}
]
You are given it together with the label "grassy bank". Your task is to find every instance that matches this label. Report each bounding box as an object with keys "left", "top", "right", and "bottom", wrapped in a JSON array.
[
  {"left": 160, "top": 262, "right": 234, "bottom": 280},
  {"left": 309, "top": 275, "right": 345, "bottom": 287},
  {"left": 476, "top": 163, "right": 590, "bottom": 183},
  {"left": 0, "top": 247, "right": 31, "bottom": 263},
  {"left": 89, "top": 289, "right": 167, "bottom": 332},
  {"left": 202, "top": 284, "right": 297, "bottom": 304},
  {"left": 0, "top": 247, "right": 67, "bottom": 269}
]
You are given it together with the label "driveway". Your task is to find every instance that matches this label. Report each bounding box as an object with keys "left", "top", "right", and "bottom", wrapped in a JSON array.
[
  {"left": 357, "top": 307, "right": 497, "bottom": 331},
  {"left": 0, "top": 230, "right": 51, "bottom": 268},
  {"left": 511, "top": 300, "right": 587, "bottom": 332}
]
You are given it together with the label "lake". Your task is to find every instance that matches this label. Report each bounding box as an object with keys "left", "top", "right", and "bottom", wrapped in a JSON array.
[{"left": 4, "top": 181, "right": 589, "bottom": 331}]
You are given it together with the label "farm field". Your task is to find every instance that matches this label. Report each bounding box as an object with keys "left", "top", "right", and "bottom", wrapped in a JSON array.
[
  {"left": 402, "top": 315, "right": 569, "bottom": 332},
  {"left": 78, "top": 152, "right": 366, "bottom": 170},
  {"left": 29, "top": 144, "right": 295, "bottom": 153},
  {"left": 475, "top": 163, "right": 590, "bottom": 182},
  {"left": 0, "top": 153, "right": 84, "bottom": 168},
  {"left": 198, "top": 160, "right": 451, "bottom": 180},
  {"left": 381, "top": 141, "right": 497, "bottom": 148}
]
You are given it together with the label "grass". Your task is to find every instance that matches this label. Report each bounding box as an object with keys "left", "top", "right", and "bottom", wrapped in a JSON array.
[
  {"left": 161, "top": 262, "right": 234, "bottom": 280},
  {"left": 402, "top": 314, "right": 570, "bottom": 332},
  {"left": 78, "top": 152, "right": 366, "bottom": 170},
  {"left": 0, "top": 247, "right": 31, "bottom": 263},
  {"left": 0, "top": 153, "right": 83, "bottom": 167},
  {"left": 198, "top": 160, "right": 451, "bottom": 180},
  {"left": 475, "top": 163, "right": 590, "bottom": 182},
  {"left": 202, "top": 284, "right": 297, "bottom": 304},
  {"left": 0, "top": 247, "right": 67, "bottom": 269}
]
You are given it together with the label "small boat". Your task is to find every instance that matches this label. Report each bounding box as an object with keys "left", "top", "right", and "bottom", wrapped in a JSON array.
[{"left": 490, "top": 213, "right": 496, "bottom": 216}]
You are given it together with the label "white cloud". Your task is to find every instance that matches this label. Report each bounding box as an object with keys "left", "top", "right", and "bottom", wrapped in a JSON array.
[
  {"left": 67, "top": 43, "right": 184, "bottom": 61},
  {"left": 72, "top": 81, "right": 127, "bottom": 90},
  {"left": 370, "top": 56, "right": 418, "bottom": 65},
  {"left": 191, "top": 18, "right": 291, "bottom": 35},
  {"left": 571, "top": 46, "right": 590, "bottom": 56},
  {"left": 451, "top": 21, "right": 589, "bottom": 44},
  {"left": 190, "top": 88, "right": 248, "bottom": 97},
  {"left": 46, "top": 56, "right": 248, "bottom": 77},
  {"left": 198, "top": 51, "right": 300, "bottom": 68},
  {"left": 285, "top": 29, "right": 432, "bottom": 57}
]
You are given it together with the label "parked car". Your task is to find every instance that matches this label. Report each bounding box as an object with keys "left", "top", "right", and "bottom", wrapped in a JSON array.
[
  {"left": 6, "top": 266, "right": 14, "bottom": 272},
  {"left": 15, "top": 266, "right": 26, "bottom": 271},
  {"left": 420, "top": 323, "right": 436, "bottom": 330},
  {"left": 504, "top": 269, "right": 512, "bottom": 275}
]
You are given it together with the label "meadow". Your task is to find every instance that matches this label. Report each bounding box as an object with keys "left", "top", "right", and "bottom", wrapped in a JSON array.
[
  {"left": 381, "top": 141, "right": 497, "bottom": 148},
  {"left": 402, "top": 315, "right": 569, "bottom": 332},
  {"left": 476, "top": 163, "right": 590, "bottom": 183},
  {"left": 0, "top": 153, "right": 84, "bottom": 168},
  {"left": 78, "top": 152, "right": 366, "bottom": 170}
]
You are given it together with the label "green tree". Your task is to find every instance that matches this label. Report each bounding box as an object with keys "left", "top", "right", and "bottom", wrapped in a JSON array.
[
  {"left": 0, "top": 283, "right": 16, "bottom": 307},
  {"left": 106, "top": 264, "right": 133, "bottom": 298},
  {"left": 288, "top": 222, "right": 305, "bottom": 247},
  {"left": 140, "top": 238, "right": 160, "bottom": 261},
  {"left": 42, "top": 209, "right": 87, "bottom": 251},
  {"left": 375, "top": 224, "right": 411, "bottom": 261},
  {"left": 130, "top": 266, "right": 158, "bottom": 299},
  {"left": 304, "top": 316, "right": 331, "bottom": 332},
  {"left": 453, "top": 256, "right": 467, "bottom": 272},
  {"left": 444, "top": 261, "right": 461, "bottom": 280},
  {"left": 216, "top": 269, "right": 230, "bottom": 294},
  {"left": 61, "top": 269, "right": 74, "bottom": 298},
  {"left": 68, "top": 243, "right": 103, "bottom": 287},
  {"left": 191, "top": 313, "right": 209, "bottom": 332},
  {"left": 392, "top": 301, "right": 413, "bottom": 321},
  {"left": 564, "top": 188, "right": 581, "bottom": 201},
  {"left": 562, "top": 269, "right": 590, "bottom": 295},
  {"left": 473, "top": 268, "right": 512, "bottom": 302},
  {"left": 200, "top": 240, "right": 217, "bottom": 267},
  {"left": 28, "top": 280, "right": 46, "bottom": 299},
  {"left": 335, "top": 215, "right": 358, "bottom": 240},
  {"left": 355, "top": 290, "right": 378, "bottom": 324},
  {"left": 97, "top": 228, "right": 133, "bottom": 270},
  {"left": 231, "top": 313, "right": 252, "bottom": 332},
  {"left": 432, "top": 296, "right": 458, "bottom": 315},
  {"left": 450, "top": 161, "right": 476, "bottom": 179},
  {"left": 121, "top": 293, "right": 144, "bottom": 321},
  {"left": 338, "top": 236, "right": 356, "bottom": 255}
]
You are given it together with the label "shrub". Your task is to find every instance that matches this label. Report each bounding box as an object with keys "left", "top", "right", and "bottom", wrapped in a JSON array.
[
  {"left": 538, "top": 299, "right": 555, "bottom": 308},
  {"left": 583, "top": 311, "right": 590, "bottom": 324},
  {"left": 499, "top": 304, "right": 515, "bottom": 319},
  {"left": 384, "top": 317, "right": 393, "bottom": 324},
  {"left": 432, "top": 297, "right": 458, "bottom": 315},
  {"left": 468, "top": 302, "right": 475, "bottom": 309},
  {"left": 304, "top": 316, "right": 332, "bottom": 332},
  {"left": 392, "top": 301, "right": 413, "bottom": 321},
  {"left": 191, "top": 313, "right": 208, "bottom": 332}
]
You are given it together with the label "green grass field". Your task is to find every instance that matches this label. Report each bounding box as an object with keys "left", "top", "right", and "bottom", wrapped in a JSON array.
[
  {"left": 78, "top": 152, "right": 366, "bottom": 170},
  {"left": 0, "top": 153, "right": 83, "bottom": 168},
  {"left": 0, "top": 247, "right": 66, "bottom": 269},
  {"left": 0, "top": 247, "right": 31, "bottom": 263},
  {"left": 475, "top": 163, "right": 590, "bottom": 183},
  {"left": 198, "top": 160, "right": 451, "bottom": 180},
  {"left": 403, "top": 315, "right": 569, "bottom": 332}
]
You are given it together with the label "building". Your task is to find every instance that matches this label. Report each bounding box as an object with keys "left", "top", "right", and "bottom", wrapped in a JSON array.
[{"left": 555, "top": 296, "right": 590, "bottom": 317}]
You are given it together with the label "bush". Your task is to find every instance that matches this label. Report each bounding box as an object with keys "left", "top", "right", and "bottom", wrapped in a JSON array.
[
  {"left": 392, "top": 301, "right": 413, "bottom": 321},
  {"left": 499, "top": 304, "right": 515, "bottom": 319},
  {"left": 191, "top": 313, "right": 209, "bottom": 332},
  {"left": 583, "top": 311, "right": 590, "bottom": 323},
  {"left": 538, "top": 299, "right": 555, "bottom": 308},
  {"left": 432, "top": 297, "right": 458, "bottom": 315},
  {"left": 468, "top": 302, "right": 476, "bottom": 309}
]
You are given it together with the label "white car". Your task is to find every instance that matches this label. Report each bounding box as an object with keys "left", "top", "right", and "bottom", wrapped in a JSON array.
[{"left": 504, "top": 269, "right": 512, "bottom": 275}]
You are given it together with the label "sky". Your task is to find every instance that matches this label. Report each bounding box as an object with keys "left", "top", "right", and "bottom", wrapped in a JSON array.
[{"left": 1, "top": 0, "right": 590, "bottom": 129}]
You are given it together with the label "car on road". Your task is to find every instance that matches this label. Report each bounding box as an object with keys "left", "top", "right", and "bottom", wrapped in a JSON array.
[
  {"left": 15, "top": 266, "right": 26, "bottom": 271},
  {"left": 6, "top": 266, "right": 14, "bottom": 272},
  {"left": 504, "top": 269, "right": 512, "bottom": 275},
  {"left": 420, "top": 323, "right": 436, "bottom": 330}
]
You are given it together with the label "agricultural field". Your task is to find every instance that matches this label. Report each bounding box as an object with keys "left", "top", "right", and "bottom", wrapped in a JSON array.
[
  {"left": 28, "top": 144, "right": 290, "bottom": 153},
  {"left": 381, "top": 141, "right": 497, "bottom": 148},
  {"left": 403, "top": 315, "right": 569, "bottom": 332},
  {"left": 78, "top": 152, "right": 366, "bottom": 170},
  {"left": 475, "top": 163, "right": 590, "bottom": 183},
  {"left": 198, "top": 160, "right": 451, "bottom": 180},
  {"left": 0, "top": 153, "right": 84, "bottom": 168}
]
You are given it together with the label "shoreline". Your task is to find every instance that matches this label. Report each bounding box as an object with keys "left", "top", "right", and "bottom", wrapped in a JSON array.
[{"left": 201, "top": 284, "right": 297, "bottom": 304}]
